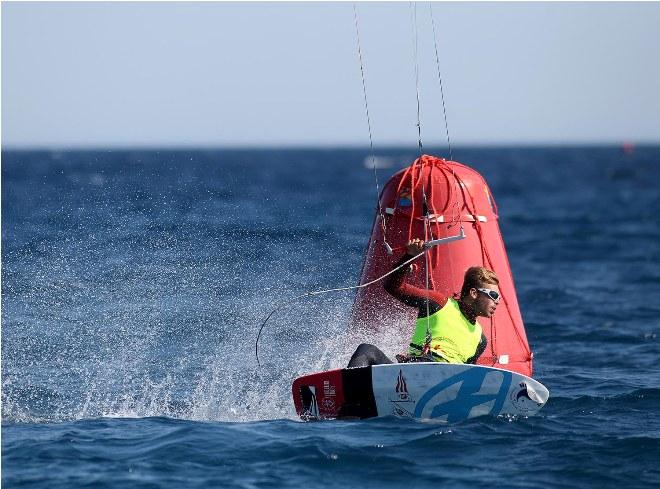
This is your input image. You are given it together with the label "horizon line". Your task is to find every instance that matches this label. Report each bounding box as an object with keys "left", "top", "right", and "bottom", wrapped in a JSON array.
[{"left": 3, "top": 140, "right": 658, "bottom": 153}]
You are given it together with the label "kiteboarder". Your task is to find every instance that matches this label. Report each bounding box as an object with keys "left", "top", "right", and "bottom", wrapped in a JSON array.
[{"left": 348, "top": 239, "right": 496, "bottom": 367}]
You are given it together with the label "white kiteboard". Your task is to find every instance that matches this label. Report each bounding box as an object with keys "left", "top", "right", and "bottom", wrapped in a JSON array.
[{"left": 292, "top": 363, "right": 549, "bottom": 422}]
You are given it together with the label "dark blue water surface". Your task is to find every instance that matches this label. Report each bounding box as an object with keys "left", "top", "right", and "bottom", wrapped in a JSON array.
[{"left": 3, "top": 147, "right": 659, "bottom": 488}]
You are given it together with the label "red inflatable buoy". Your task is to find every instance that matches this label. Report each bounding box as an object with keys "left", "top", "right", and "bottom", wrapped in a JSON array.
[{"left": 351, "top": 155, "right": 533, "bottom": 377}]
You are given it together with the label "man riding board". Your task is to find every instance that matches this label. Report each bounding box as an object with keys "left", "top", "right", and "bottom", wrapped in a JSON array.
[{"left": 348, "top": 238, "right": 499, "bottom": 367}]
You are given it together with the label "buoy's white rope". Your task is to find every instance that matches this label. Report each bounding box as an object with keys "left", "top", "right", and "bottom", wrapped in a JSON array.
[{"left": 255, "top": 251, "right": 424, "bottom": 367}]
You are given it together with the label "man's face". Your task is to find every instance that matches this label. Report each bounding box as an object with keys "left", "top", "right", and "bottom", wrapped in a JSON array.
[{"left": 472, "top": 284, "right": 500, "bottom": 318}]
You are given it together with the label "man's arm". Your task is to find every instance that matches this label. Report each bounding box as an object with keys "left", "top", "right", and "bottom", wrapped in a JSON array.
[
  {"left": 383, "top": 239, "right": 447, "bottom": 317},
  {"left": 465, "top": 333, "right": 488, "bottom": 364}
]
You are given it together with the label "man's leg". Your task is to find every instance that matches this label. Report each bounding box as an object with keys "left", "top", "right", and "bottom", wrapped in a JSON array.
[{"left": 347, "top": 343, "right": 393, "bottom": 368}]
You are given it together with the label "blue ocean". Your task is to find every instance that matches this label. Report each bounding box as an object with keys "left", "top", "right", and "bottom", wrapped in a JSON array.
[{"left": 2, "top": 146, "right": 659, "bottom": 488}]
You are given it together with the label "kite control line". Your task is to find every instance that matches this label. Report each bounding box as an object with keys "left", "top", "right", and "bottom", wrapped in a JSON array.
[{"left": 254, "top": 228, "right": 466, "bottom": 367}]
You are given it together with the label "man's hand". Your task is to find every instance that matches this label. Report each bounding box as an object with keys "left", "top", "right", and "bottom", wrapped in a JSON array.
[{"left": 406, "top": 238, "right": 425, "bottom": 255}]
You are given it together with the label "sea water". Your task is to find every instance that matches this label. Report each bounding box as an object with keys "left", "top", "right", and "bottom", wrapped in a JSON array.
[{"left": 2, "top": 147, "right": 659, "bottom": 488}]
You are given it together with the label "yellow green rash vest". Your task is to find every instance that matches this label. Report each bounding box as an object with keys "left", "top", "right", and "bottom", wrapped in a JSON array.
[{"left": 408, "top": 298, "right": 483, "bottom": 363}]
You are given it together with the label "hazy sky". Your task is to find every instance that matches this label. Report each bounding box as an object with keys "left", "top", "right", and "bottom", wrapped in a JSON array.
[{"left": 3, "top": 2, "right": 659, "bottom": 148}]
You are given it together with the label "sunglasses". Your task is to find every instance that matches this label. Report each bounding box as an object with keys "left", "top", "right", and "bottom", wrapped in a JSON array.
[{"left": 477, "top": 288, "right": 500, "bottom": 302}]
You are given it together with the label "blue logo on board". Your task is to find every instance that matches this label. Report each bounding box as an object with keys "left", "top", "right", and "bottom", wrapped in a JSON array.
[{"left": 413, "top": 368, "right": 512, "bottom": 422}]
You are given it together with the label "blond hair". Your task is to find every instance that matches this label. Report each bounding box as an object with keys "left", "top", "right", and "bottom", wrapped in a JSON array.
[{"left": 460, "top": 266, "right": 499, "bottom": 298}]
